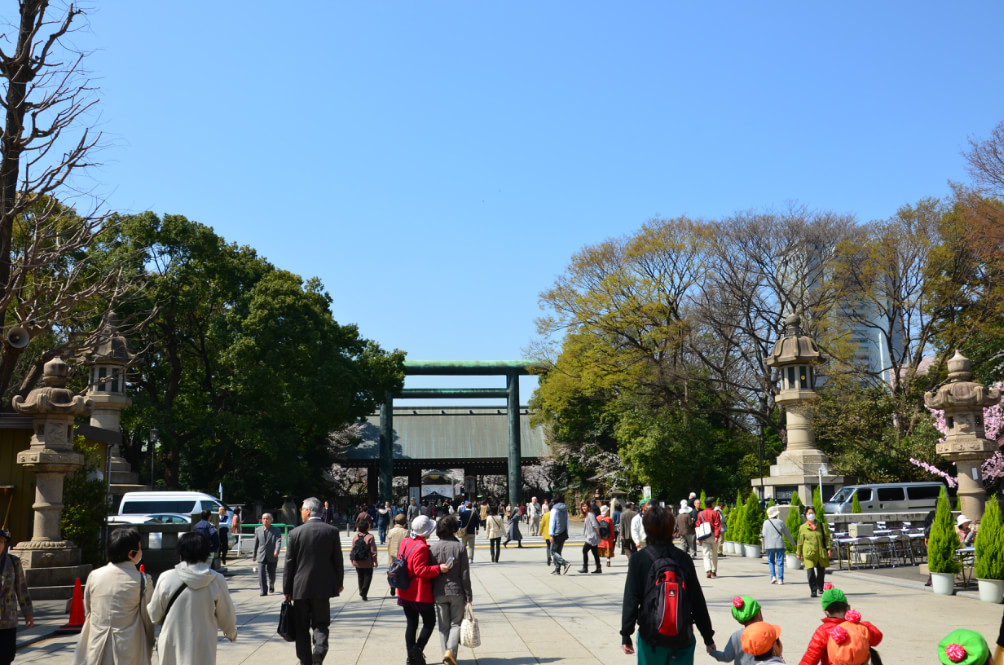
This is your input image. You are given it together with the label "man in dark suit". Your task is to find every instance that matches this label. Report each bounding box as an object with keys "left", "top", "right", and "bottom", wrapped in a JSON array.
[{"left": 284, "top": 497, "right": 344, "bottom": 665}]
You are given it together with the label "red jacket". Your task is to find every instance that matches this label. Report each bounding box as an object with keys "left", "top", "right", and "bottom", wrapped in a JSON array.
[
  {"left": 696, "top": 508, "right": 722, "bottom": 539},
  {"left": 395, "top": 536, "right": 440, "bottom": 604},
  {"left": 798, "top": 616, "right": 883, "bottom": 665}
]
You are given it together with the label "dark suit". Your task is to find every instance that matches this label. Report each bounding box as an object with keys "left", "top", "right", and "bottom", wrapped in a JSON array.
[{"left": 283, "top": 517, "right": 344, "bottom": 665}]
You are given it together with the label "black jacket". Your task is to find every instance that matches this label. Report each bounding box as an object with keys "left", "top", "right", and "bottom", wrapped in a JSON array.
[
  {"left": 620, "top": 542, "right": 714, "bottom": 648},
  {"left": 283, "top": 518, "right": 344, "bottom": 599}
]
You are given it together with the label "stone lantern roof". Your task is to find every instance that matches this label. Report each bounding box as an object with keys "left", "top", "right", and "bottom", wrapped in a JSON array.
[
  {"left": 765, "top": 315, "right": 822, "bottom": 368},
  {"left": 82, "top": 313, "right": 135, "bottom": 366},
  {"left": 923, "top": 350, "right": 1001, "bottom": 411},
  {"left": 12, "top": 356, "right": 91, "bottom": 419}
]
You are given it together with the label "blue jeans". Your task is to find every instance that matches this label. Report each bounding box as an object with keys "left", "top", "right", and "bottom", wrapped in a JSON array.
[
  {"left": 767, "top": 548, "right": 785, "bottom": 580},
  {"left": 378, "top": 523, "right": 388, "bottom": 543}
]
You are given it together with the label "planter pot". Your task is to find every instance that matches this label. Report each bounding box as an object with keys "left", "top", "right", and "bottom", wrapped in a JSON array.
[
  {"left": 930, "top": 572, "right": 956, "bottom": 596},
  {"left": 977, "top": 579, "right": 1004, "bottom": 604},
  {"left": 726, "top": 541, "right": 737, "bottom": 555},
  {"left": 743, "top": 544, "right": 762, "bottom": 558},
  {"left": 786, "top": 553, "right": 803, "bottom": 570}
]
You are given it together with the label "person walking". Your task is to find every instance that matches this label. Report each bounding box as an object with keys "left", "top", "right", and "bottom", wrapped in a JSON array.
[
  {"left": 631, "top": 502, "right": 649, "bottom": 551},
  {"left": 193, "top": 510, "right": 219, "bottom": 562},
  {"left": 407, "top": 498, "right": 421, "bottom": 524},
  {"left": 715, "top": 505, "right": 727, "bottom": 556},
  {"left": 430, "top": 516, "right": 473, "bottom": 665},
  {"left": 676, "top": 499, "right": 696, "bottom": 556},
  {"left": 387, "top": 513, "right": 410, "bottom": 597},
  {"left": 252, "top": 512, "right": 282, "bottom": 595},
  {"left": 377, "top": 501, "right": 393, "bottom": 545},
  {"left": 539, "top": 507, "right": 553, "bottom": 566},
  {"left": 597, "top": 505, "right": 616, "bottom": 567},
  {"left": 283, "top": 497, "right": 344, "bottom": 665},
  {"left": 696, "top": 502, "right": 722, "bottom": 579},
  {"left": 580, "top": 502, "right": 602, "bottom": 574},
  {"left": 620, "top": 502, "right": 638, "bottom": 559},
  {"left": 0, "top": 529, "right": 32, "bottom": 665},
  {"left": 350, "top": 518, "right": 378, "bottom": 601},
  {"left": 398, "top": 516, "right": 452, "bottom": 665},
  {"left": 760, "top": 506, "right": 794, "bottom": 585},
  {"left": 503, "top": 506, "right": 523, "bottom": 548},
  {"left": 549, "top": 498, "right": 571, "bottom": 575},
  {"left": 620, "top": 504, "right": 717, "bottom": 662},
  {"left": 485, "top": 506, "right": 504, "bottom": 562},
  {"left": 528, "top": 497, "right": 542, "bottom": 536},
  {"left": 216, "top": 505, "right": 230, "bottom": 566},
  {"left": 73, "top": 527, "right": 153, "bottom": 665},
  {"left": 612, "top": 502, "right": 622, "bottom": 550},
  {"left": 796, "top": 507, "right": 831, "bottom": 598},
  {"left": 457, "top": 501, "right": 479, "bottom": 563},
  {"left": 230, "top": 506, "right": 243, "bottom": 554},
  {"left": 147, "top": 532, "right": 237, "bottom": 665}
]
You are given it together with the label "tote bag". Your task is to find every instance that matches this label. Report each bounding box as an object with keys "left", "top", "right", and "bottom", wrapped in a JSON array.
[{"left": 460, "top": 603, "right": 481, "bottom": 648}]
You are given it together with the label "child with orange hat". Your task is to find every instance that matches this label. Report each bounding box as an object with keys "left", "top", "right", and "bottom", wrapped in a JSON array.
[
  {"left": 710, "top": 596, "right": 762, "bottom": 665},
  {"left": 798, "top": 584, "right": 882, "bottom": 665},
  {"left": 740, "top": 621, "right": 784, "bottom": 664}
]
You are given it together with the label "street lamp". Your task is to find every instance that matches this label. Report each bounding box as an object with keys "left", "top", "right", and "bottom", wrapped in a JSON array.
[{"left": 149, "top": 428, "right": 158, "bottom": 488}]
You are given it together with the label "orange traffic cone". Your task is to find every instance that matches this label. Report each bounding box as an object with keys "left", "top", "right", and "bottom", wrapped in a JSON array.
[{"left": 58, "top": 577, "right": 85, "bottom": 633}]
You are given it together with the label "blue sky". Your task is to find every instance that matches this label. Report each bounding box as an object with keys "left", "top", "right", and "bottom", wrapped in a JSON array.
[{"left": 73, "top": 2, "right": 1004, "bottom": 401}]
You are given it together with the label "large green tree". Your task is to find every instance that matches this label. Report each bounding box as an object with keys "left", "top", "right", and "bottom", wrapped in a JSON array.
[{"left": 110, "top": 212, "right": 404, "bottom": 504}]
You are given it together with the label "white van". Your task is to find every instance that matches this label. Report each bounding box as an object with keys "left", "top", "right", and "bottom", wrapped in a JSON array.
[
  {"left": 823, "top": 482, "right": 945, "bottom": 514},
  {"left": 118, "top": 491, "right": 224, "bottom": 516}
]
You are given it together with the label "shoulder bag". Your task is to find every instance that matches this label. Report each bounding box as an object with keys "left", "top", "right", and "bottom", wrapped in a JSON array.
[{"left": 460, "top": 603, "right": 481, "bottom": 648}]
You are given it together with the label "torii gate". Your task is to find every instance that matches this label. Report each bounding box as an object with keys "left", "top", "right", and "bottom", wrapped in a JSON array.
[{"left": 379, "top": 360, "right": 541, "bottom": 508}]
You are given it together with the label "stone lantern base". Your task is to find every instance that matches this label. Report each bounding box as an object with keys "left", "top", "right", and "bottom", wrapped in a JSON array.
[{"left": 10, "top": 541, "right": 92, "bottom": 600}]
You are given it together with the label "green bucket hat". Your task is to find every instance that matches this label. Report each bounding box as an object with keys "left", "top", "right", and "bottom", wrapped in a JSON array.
[
  {"left": 730, "top": 596, "right": 761, "bottom": 624},
  {"left": 820, "top": 584, "right": 847, "bottom": 611},
  {"left": 938, "top": 629, "right": 990, "bottom": 665}
]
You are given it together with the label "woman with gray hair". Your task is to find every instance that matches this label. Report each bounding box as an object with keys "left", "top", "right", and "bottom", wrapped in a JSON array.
[{"left": 430, "top": 515, "right": 472, "bottom": 665}]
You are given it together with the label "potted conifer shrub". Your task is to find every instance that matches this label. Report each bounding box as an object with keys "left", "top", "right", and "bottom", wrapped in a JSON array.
[
  {"left": 851, "top": 491, "right": 863, "bottom": 514},
  {"left": 742, "top": 493, "right": 763, "bottom": 558},
  {"left": 785, "top": 493, "right": 804, "bottom": 570},
  {"left": 928, "top": 487, "right": 961, "bottom": 595},
  {"left": 725, "top": 491, "right": 742, "bottom": 554},
  {"left": 975, "top": 495, "right": 1004, "bottom": 603}
]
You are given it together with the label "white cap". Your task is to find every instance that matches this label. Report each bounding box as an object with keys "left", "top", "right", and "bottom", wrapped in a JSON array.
[
  {"left": 956, "top": 514, "right": 972, "bottom": 527},
  {"left": 411, "top": 515, "right": 435, "bottom": 538}
]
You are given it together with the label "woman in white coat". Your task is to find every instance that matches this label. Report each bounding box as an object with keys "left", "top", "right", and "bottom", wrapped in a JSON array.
[
  {"left": 148, "top": 531, "right": 237, "bottom": 665},
  {"left": 73, "top": 527, "right": 154, "bottom": 665}
]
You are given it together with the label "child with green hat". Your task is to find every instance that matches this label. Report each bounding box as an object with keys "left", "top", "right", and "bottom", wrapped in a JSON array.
[
  {"left": 709, "top": 595, "right": 762, "bottom": 665},
  {"left": 939, "top": 629, "right": 991, "bottom": 665},
  {"left": 798, "top": 584, "right": 882, "bottom": 665}
]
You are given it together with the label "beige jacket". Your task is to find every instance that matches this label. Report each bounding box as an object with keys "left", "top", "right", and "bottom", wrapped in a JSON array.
[
  {"left": 387, "top": 525, "right": 409, "bottom": 565},
  {"left": 72, "top": 561, "right": 154, "bottom": 665},
  {"left": 485, "top": 515, "right": 505, "bottom": 539}
]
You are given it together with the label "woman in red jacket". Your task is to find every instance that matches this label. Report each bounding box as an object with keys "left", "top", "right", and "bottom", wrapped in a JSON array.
[{"left": 399, "top": 516, "right": 452, "bottom": 665}]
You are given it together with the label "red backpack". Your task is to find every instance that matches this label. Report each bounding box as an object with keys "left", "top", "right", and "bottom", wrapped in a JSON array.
[{"left": 638, "top": 547, "right": 693, "bottom": 648}]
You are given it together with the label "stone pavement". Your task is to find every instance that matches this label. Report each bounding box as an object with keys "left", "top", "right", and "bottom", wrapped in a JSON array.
[{"left": 14, "top": 533, "right": 1002, "bottom": 664}]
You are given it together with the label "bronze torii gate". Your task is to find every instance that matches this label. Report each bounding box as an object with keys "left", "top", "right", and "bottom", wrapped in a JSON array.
[{"left": 379, "top": 360, "right": 541, "bottom": 508}]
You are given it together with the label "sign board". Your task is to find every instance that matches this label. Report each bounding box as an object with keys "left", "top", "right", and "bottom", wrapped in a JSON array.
[
  {"left": 464, "top": 476, "right": 476, "bottom": 494},
  {"left": 642, "top": 486, "right": 652, "bottom": 502},
  {"left": 409, "top": 487, "right": 421, "bottom": 503},
  {"left": 773, "top": 486, "right": 797, "bottom": 504}
]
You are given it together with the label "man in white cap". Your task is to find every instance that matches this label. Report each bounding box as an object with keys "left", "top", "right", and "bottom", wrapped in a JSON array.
[{"left": 528, "top": 497, "right": 542, "bottom": 536}]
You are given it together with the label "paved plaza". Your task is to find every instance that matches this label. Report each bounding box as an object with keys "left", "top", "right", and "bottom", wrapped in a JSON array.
[{"left": 14, "top": 532, "right": 1001, "bottom": 665}]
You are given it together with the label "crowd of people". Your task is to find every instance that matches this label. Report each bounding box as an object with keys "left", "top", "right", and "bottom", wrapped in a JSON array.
[{"left": 0, "top": 492, "right": 999, "bottom": 665}]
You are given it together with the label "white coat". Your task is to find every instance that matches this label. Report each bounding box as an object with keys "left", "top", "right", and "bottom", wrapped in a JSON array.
[
  {"left": 147, "top": 561, "right": 237, "bottom": 665},
  {"left": 72, "top": 561, "right": 154, "bottom": 665}
]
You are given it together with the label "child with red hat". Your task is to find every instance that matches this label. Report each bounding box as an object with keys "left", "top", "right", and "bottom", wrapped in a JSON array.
[{"left": 798, "top": 584, "right": 882, "bottom": 665}]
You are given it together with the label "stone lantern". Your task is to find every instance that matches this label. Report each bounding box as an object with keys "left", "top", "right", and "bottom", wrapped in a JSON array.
[
  {"left": 83, "top": 313, "right": 134, "bottom": 430},
  {"left": 755, "top": 314, "right": 845, "bottom": 504},
  {"left": 924, "top": 350, "right": 1001, "bottom": 522},
  {"left": 10, "top": 356, "right": 92, "bottom": 571}
]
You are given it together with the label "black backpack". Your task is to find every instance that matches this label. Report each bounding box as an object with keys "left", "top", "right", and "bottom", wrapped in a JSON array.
[
  {"left": 638, "top": 547, "right": 693, "bottom": 648},
  {"left": 350, "top": 534, "right": 370, "bottom": 562},
  {"left": 387, "top": 542, "right": 414, "bottom": 591},
  {"left": 598, "top": 519, "right": 611, "bottom": 540}
]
